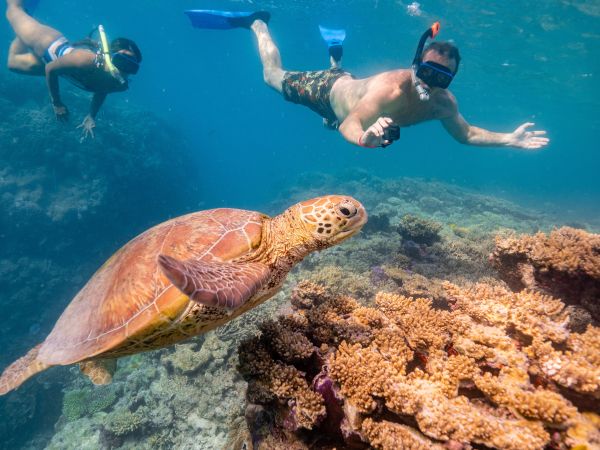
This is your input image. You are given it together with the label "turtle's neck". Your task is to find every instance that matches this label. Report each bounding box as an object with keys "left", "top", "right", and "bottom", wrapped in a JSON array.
[{"left": 240, "top": 206, "right": 321, "bottom": 273}]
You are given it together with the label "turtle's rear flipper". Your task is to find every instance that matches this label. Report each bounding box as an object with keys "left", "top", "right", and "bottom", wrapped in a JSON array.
[
  {"left": 158, "top": 255, "right": 270, "bottom": 310},
  {"left": 79, "top": 359, "right": 116, "bottom": 385},
  {"left": 0, "top": 344, "right": 51, "bottom": 395}
]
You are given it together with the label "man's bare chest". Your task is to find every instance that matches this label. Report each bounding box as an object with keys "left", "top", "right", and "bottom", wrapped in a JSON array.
[{"left": 388, "top": 98, "right": 447, "bottom": 127}]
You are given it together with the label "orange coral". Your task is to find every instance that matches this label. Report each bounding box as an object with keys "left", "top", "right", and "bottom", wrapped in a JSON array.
[
  {"left": 361, "top": 418, "right": 444, "bottom": 450},
  {"left": 328, "top": 288, "right": 581, "bottom": 448},
  {"left": 491, "top": 227, "right": 600, "bottom": 320},
  {"left": 237, "top": 336, "right": 325, "bottom": 430},
  {"left": 527, "top": 326, "right": 600, "bottom": 398},
  {"left": 445, "top": 282, "right": 600, "bottom": 400},
  {"left": 239, "top": 281, "right": 600, "bottom": 449}
]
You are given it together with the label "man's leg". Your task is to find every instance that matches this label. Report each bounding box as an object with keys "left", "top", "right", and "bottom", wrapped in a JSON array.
[
  {"left": 7, "top": 36, "right": 44, "bottom": 74},
  {"left": 6, "top": 0, "right": 62, "bottom": 57},
  {"left": 250, "top": 20, "right": 284, "bottom": 93}
]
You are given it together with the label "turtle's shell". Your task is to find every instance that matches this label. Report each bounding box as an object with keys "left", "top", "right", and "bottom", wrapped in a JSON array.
[{"left": 38, "top": 209, "right": 265, "bottom": 365}]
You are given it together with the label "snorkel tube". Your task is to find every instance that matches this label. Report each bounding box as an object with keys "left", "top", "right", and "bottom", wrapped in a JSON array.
[
  {"left": 411, "top": 22, "right": 440, "bottom": 101},
  {"left": 98, "top": 25, "right": 125, "bottom": 85}
]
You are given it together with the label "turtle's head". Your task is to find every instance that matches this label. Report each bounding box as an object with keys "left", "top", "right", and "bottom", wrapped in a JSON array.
[{"left": 294, "top": 195, "right": 368, "bottom": 247}]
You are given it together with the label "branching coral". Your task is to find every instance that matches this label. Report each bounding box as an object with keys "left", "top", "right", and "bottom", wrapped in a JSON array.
[
  {"left": 490, "top": 227, "right": 600, "bottom": 320},
  {"left": 237, "top": 335, "right": 325, "bottom": 431},
  {"left": 238, "top": 281, "right": 600, "bottom": 449}
]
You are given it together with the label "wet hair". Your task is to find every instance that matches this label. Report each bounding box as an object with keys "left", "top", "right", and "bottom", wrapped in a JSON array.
[
  {"left": 423, "top": 41, "right": 461, "bottom": 73},
  {"left": 110, "top": 38, "right": 142, "bottom": 63}
]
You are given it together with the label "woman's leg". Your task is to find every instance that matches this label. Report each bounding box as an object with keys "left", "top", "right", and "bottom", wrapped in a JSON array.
[
  {"left": 7, "top": 36, "right": 44, "bottom": 74},
  {"left": 6, "top": 0, "right": 62, "bottom": 57},
  {"left": 250, "top": 20, "right": 285, "bottom": 93}
]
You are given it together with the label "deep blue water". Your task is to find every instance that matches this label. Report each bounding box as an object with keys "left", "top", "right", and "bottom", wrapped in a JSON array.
[
  {"left": 2, "top": 0, "right": 598, "bottom": 210},
  {"left": 0, "top": 0, "right": 599, "bottom": 447}
]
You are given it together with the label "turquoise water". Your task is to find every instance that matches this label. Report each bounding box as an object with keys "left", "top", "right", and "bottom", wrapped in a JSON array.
[{"left": 0, "top": 0, "right": 599, "bottom": 448}]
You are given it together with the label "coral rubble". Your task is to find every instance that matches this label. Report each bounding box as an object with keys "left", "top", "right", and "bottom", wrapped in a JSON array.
[
  {"left": 491, "top": 227, "right": 600, "bottom": 321},
  {"left": 237, "top": 281, "right": 600, "bottom": 449}
]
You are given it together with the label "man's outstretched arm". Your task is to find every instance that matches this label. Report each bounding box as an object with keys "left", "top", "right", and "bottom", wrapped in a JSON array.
[{"left": 441, "top": 107, "right": 549, "bottom": 150}]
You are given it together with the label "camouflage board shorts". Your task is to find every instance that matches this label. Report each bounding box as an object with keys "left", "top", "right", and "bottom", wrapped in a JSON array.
[{"left": 281, "top": 69, "right": 352, "bottom": 128}]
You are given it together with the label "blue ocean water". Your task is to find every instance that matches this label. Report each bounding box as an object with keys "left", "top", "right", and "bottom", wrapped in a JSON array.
[
  {"left": 0, "top": 0, "right": 598, "bottom": 448},
  {"left": 2, "top": 0, "right": 597, "bottom": 209}
]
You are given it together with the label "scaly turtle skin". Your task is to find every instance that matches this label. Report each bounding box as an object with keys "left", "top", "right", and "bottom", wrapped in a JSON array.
[{"left": 0, "top": 195, "right": 367, "bottom": 395}]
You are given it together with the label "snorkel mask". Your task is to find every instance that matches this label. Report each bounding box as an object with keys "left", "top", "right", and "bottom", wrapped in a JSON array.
[
  {"left": 411, "top": 22, "right": 455, "bottom": 101},
  {"left": 111, "top": 52, "right": 140, "bottom": 75},
  {"left": 96, "top": 25, "right": 141, "bottom": 82}
]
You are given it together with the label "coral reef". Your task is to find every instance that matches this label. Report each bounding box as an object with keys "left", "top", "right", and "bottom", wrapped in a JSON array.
[
  {"left": 397, "top": 214, "right": 443, "bottom": 246},
  {"left": 104, "top": 408, "right": 145, "bottom": 436},
  {"left": 491, "top": 227, "right": 600, "bottom": 321},
  {"left": 61, "top": 385, "right": 118, "bottom": 421},
  {"left": 237, "top": 281, "right": 600, "bottom": 449},
  {"left": 5, "top": 160, "right": 599, "bottom": 449},
  {"left": 301, "top": 264, "right": 377, "bottom": 299}
]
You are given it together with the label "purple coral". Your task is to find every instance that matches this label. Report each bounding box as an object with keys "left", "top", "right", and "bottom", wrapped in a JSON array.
[{"left": 312, "top": 367, "right": 345, "bottom": 436}]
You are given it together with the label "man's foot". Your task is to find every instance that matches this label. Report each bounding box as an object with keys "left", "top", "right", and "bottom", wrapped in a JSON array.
[{"left": 228, "top": 11, "right": 270, "bottom": 29}]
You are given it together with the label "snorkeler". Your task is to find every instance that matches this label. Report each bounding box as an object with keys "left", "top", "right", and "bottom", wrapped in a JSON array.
[
  {"left": 5, "top": 0, "right": 142, "bottom": 140},
  {"left": 186, "top": 10, "right": 549, "bottom": 150}
]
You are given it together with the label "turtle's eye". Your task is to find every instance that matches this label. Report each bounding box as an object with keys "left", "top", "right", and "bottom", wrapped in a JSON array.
[{"left": 337, "top": 202, "right": 357, "bottom": 218}]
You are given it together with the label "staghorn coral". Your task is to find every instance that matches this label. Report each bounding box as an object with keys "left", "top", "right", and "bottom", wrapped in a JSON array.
[
  {"left": 491, "top": 227, "right": 600, "bottom": 320},
  {"left": 238, "top": 281, "right": 600, "bottom": 450}
]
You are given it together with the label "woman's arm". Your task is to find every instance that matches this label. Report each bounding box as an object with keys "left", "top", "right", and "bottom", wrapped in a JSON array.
[{"left": 44, "top": 52, "right": 94, "bottom": 121}]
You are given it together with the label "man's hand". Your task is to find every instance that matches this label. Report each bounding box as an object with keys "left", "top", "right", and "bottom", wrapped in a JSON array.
[
  {"left": 508, "top": 122, "right": 549, "bottom": 150},
  {"left": 360, "top": 117, "right": 400, "bottom": 148},
  {"left": 53, "top": 103, "right": 69, "bottom": 122},
  {"left": 77, "top": 115, "right": 96, "bottom": 142}
]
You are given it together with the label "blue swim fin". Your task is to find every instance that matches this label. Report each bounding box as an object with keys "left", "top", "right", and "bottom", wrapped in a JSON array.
[
  {"left": 319, "top": 26, "right": 346, "bottom": 62},
  {"left": 185, "top": 10, "right": 270, "bottom": 30}
]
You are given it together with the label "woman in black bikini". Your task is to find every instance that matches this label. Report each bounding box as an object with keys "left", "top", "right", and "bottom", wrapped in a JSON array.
[{"left": 5, "top": 0, "right": 142, "bottom": 139}]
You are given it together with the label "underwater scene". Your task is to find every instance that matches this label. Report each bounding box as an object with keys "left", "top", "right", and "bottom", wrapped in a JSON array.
[{"left": 0, "top": 0, "right": 599, "bottom": 449}]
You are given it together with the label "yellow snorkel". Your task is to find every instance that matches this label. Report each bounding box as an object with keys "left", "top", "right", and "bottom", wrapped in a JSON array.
[{"left": 98, "top": 25, "right": 125, "bottom": 84}]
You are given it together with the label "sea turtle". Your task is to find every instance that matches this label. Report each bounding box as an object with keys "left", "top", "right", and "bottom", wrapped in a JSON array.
[{"left": 0, "top": 195, "right": 367, "bottom": 395}]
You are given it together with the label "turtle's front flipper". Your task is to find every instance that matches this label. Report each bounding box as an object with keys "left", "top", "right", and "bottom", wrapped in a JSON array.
[
  {"left": 79, "top": 359, "right": 116, "bottom": 385},
  {"left": 158, "top": 255, "right": 271, "bottom": 310}
]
